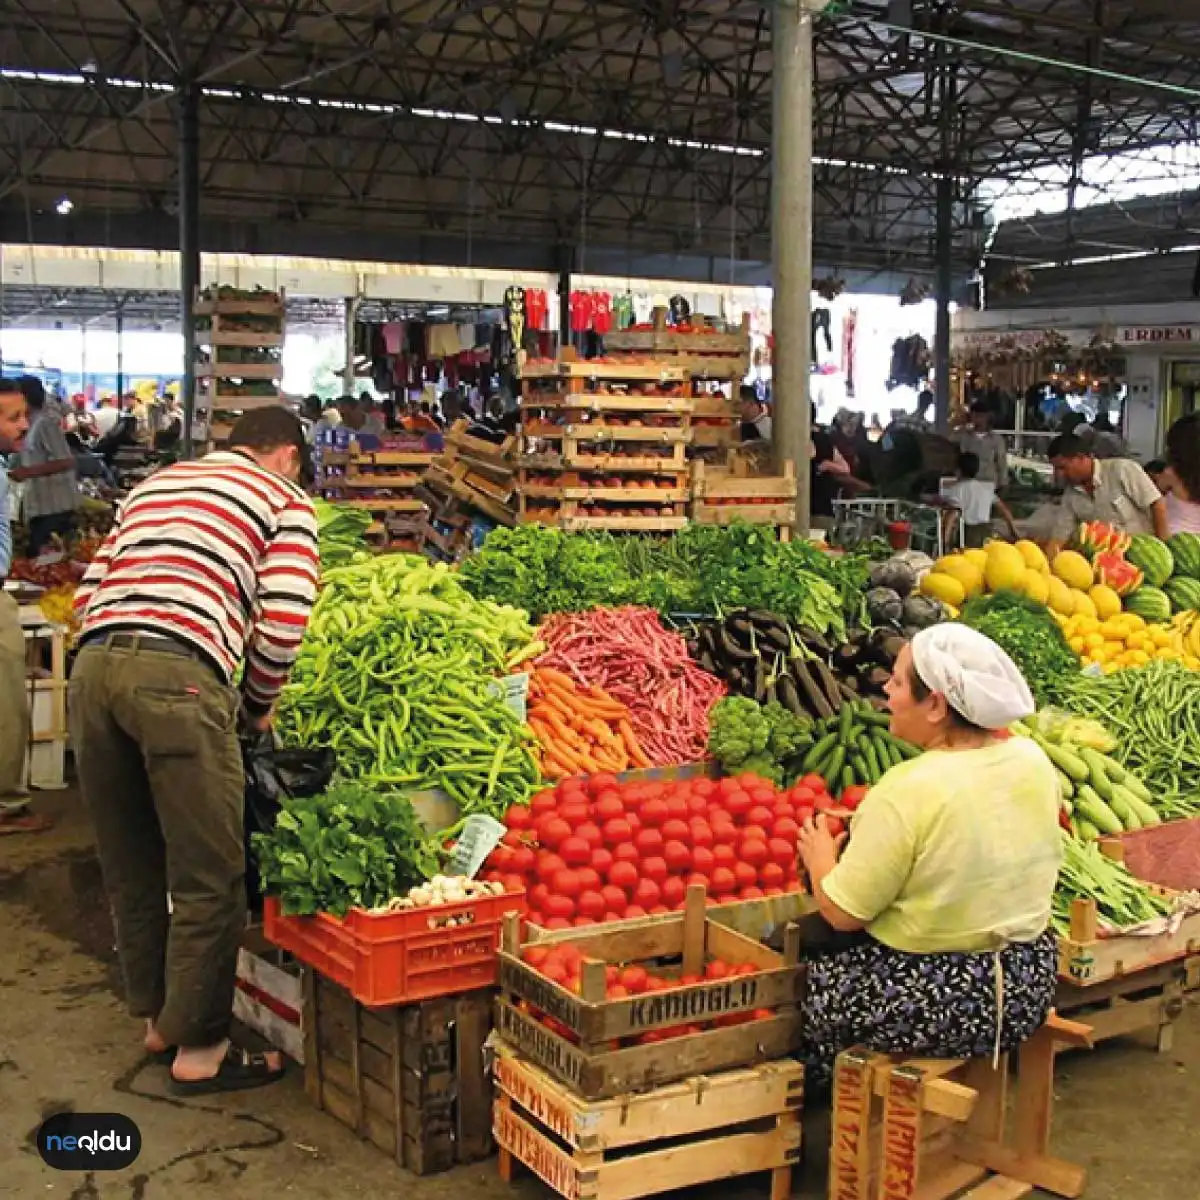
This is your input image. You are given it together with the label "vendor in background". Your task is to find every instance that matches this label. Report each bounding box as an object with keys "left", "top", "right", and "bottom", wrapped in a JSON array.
[
  {"left": 739, "top": 386, "right": 772, "bottom": 443},
  {"left": 1045, "top": 432, "right": 1167, "bottom": 553},
  {"left": 0, "top": 379, "right": 49, "bottom": 835},
  {"left": 1156, "top": 413, "right": 1200, "bottom": 536},
  {"left": 9, "top": 375, "right": 78, "bottom": 556},
  {"left": 955, "top": 400, "right": 1007, "bottom": 485},
  {"left": 928, "top": 451, "right": 1018, "bottom": 548},
  {"left": 796, "top": 624, "right": 1061, "bottom": 1092},
  {"left": 811, "top": 403, "right": 871, "bottom": 531},
  {"left": 71, "top": 406, "right": 318, "bottom": 1094}
]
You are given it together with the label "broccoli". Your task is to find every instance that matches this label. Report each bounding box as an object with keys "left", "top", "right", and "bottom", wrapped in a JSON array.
[
  {"left": 762, "top": 701, "right": 812, "bottom": 759},
  {"left": 739, "top": 752, "right": 784, "bottom": 785},
  {"left": 707, "top": 697, "right": 770, "bottom": 768}
]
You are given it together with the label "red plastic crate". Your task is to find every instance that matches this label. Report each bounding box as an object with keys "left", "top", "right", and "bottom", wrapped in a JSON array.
[{"left": 263, "top": 888, "right": 527, "bottom": 1007}]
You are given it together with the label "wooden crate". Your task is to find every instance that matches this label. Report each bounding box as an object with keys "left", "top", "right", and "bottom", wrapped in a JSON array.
[
  {"left": 496, "top": 888, "right": 802, "bottom": 1100},
  {"left": 495, "top": 1044, "right": 801, "bottom": 1200},
  {"left": 1056, "top": 893, "right": 1200, "bottom": 986},
  {"left": 233, "top": 939, "right": 306, "bottom": 1064},
  {"left": 1055, "top": 957, "right": 1192, "bottom": 1051},
  {"left": 692, "top": 459, "right": 797, "bottom": 500},
  {"left": 303, "top": 973, "right": 493, "bottom": 1175},
  {"left": 829, "top": 1014, "right": 1093, "bottom": 1200}
]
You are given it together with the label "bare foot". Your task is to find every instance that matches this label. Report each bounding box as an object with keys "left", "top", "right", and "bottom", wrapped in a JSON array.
[
  {"left": 144, "top": 1020, "right": 170, "bottom": 1054},
  {"left": 172, "top": 1041, "right": 284, "bottom": 1086}
]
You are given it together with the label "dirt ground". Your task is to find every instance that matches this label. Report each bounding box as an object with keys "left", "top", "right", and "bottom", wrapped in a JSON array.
[{"left": 2, "top": 786, "right": 1199, "bottom": 1199}]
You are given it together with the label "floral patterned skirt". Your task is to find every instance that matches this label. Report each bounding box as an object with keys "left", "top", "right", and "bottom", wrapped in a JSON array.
[{"left": 798, "top": 931, "right": 1058, "bottom": 1093}]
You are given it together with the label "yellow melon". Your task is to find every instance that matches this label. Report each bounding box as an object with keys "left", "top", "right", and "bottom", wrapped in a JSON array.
[
  {"left": 983, "top": 541, "right": 1028, "bottom": 593},
  {"left": 1052, "top": 550, "right": 1094, "bottom": 591},
  {"left": 1022, "top": 572, "right": 1050, "bottom": 605},
  {"left": 934, "top": 555, "right": 984, "bottom": 598},
  {"left": 1071, "top": 589, "right": 1098, "bottom": 620},
  {"left": 1015, "top": 539, "right": 1049, "bottom": 573},
  {"left": 1088, "top": 584, "right": 1122, "bottom": 621},
  {"left": 920, "top": 571, "right": 966, "bottom": 608},
  {"left": 1046, "top": 576, "right": 1076, "bottom": 616},
  {"left": 963, "top": 548, "right": 988, "bottom": 572}
]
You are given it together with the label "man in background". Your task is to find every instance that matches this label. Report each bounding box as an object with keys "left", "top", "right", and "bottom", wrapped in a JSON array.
[
  {"left": 739, "top": 386, "right": 773, "bottom": 443},
  {"left": 955, "top": 400, "right": 1008, "bottom": 485},
  {"left": 10, "top": 376, "right": 77, "bottom": 556}
]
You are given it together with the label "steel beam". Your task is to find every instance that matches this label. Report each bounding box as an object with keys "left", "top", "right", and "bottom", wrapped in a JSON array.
[{"left": 178, "top": 80, "right": 200, "bottom": 458}]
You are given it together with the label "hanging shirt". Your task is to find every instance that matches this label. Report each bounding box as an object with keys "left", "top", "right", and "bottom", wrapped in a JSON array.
[{"left": 592, "top": 292, "right": 613, "bottom": 335}]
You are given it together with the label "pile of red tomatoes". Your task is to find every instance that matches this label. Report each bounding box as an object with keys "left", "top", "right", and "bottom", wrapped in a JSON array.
[{"left": 482, "top": 770, "right": 844, "bottom": 930}]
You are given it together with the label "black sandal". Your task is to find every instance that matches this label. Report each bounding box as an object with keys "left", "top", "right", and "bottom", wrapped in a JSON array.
[{"left": 170, "top": 1044, "right": 286, "bottom": 1096}]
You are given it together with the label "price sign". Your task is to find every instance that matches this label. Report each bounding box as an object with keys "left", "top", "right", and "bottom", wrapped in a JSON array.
[{"left": 447, "top": 814, "right": 507, "bottom": 878}]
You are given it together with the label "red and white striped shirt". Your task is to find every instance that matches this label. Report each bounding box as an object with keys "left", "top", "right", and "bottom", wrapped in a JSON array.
[{"left": 75, "top": 451, "right": 320, "bottom": 712}]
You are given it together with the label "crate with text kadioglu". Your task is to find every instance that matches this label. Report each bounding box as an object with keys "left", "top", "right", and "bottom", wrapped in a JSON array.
[{"left": 494, "top": 885, "right": 803, "bottom": 1100}]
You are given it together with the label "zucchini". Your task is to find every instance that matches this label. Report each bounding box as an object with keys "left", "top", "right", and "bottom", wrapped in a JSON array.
[
  {"left": 1080, "top": 749, "right": 1115, "bottom": 802},
  {"left": 1076, "top": 818, "right": 1101, "bottom": 842},
  {"left": 1104, "top": 786, "right": 1140, "bottom": 831},
  {"left": 1074, "top": 785, "right": 1124, "bottom": 836},
  {"left": 1055, "top": 769, "right": 1075, "bottom": 800},
  {"left": 1038, "top": 740, "right": 1089, "bottom": 783},
  {"left": 1114, "top": 785, "right": 1161, "bottom": 828}
]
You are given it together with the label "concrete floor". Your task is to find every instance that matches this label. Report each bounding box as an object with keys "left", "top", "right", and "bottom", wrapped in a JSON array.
[{"left": 2, "top": 786, "right": 1199, "bottom": 1199}]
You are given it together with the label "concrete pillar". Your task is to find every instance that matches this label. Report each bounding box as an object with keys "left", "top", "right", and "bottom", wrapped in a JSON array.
[{"left": 178, "top": 80, "right": 200, "bottom": 457}]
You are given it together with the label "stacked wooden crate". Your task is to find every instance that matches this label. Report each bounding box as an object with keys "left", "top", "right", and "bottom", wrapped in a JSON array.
[
  {"left": 492, "top": 890, "right": 804, "bottom": 1200},
  {"left": 604, "top": 312, "right": 751, "bottom": 453},
  {"left": 193, "top": 287, "right": 285, "bottom": 443},
  {"left": 691, "top": 460, "right": 798, "bottom": 540},
  {"left": 518, "top": 358, "right": 693, "bottom": 532},
  {"left": 318, "top": 446, "right": 436, "bottom": 551}
]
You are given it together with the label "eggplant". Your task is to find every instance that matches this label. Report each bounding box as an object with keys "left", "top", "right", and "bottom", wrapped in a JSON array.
[
  {"left": 863, "top": 666, "right": 892, "bottom": 692},
  {"left": 718, "top": 627, "right": 757, "bottom": 662},
  {"left": 878, "top": 633, "right": 907, "bottom": 663},
  {"left": 752, "top": 658, "right": 768, "bottom": 704},
  {"left": 838, "top": 679, "right": 860, "bottom": 701},
  {"left": 727, "top": 666, "right": 748, "bottom": 694},
  {"left": 763, "top": 679, "right": 779, "bottom": 705},
  {"left": 796, "top": 626, "right": 832, "bottom": 656},
  {"left": 775, "top": 674, "right": 805, "bottom": 717},
  {"left": 791, "top": 659, "right": 835, "bottom": 720},
  {"left": 760, "top": 626, "right": 791, "bottom": 653},
  {"left": 832, "top": 644, "right": 861, "bottom": 673},
  {"left": 811, "top": 659, "right": 844, "bottom": 709},
  {"left": 698, "top": 650, "right": 718, "bottom": 674}
]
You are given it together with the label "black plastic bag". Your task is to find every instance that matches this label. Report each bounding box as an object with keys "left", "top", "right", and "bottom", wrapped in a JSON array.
[{"left": 242, "top": 734, "right": 335, "bottom": 908}]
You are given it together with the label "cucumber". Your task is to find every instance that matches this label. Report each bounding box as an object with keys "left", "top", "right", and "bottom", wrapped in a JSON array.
[
  {"left": 858, "top": 708, "right": 892, "bottom": 728},
  {"left": 824, "top": 746, "right": 846, "bottom": 784},
  {"left": 1080, "top": 749, "right": 1115, "bottom": 802},
  {"left": 1104, "top": 787, "right": 1141, "bottom": 831},
  {"left": 1105, "top": 762, "right": 1154, "bottom": 805},
  {"left": 1077, "top": 818, "right": 1101, "bottom": 842},
  {"left": 889, "top": 736, "right": 921, "bottom": 760},
  {"left": 838, "top": 702, "right": 855, "bottom": 743},
  {"left": 863, "top": 743, "right": 882, "bottom": 783},
  {"left": 1055, "top": 769, "right": 1075, "bottom": 800},
  {"left": 1075, "top": 786, "right": 1124, "bottom": 836},
  {"left": 802, "top": 732, "right": 840, "bottom": 771},
  {"left": 849, "top": 752, "right": 870, "bottom": 784},
  {"left": 1114, "top": 785, "right": 1162, "bottom": 828},
  {"left": 1038, "top": 740, "right": 1090, "bottom": 783},
  {"left": 840, "top": 765, "right": 856, "bottom": 793}
]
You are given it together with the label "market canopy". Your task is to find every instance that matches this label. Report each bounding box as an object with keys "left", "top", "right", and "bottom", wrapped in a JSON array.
[{"left": 0, "top": 1, "right": 1197, "bottom": 283}]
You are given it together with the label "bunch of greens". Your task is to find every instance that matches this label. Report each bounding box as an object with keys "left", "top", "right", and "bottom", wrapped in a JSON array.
[
  {"left": 1052, "top": 831, "right": 1174, "bottom": 937},
  {"left": 958, "top": 590, "right": 1079, "bottom": 707},
  {"left": 313, "top": 499, "right": 373, "bottom": 569},
  {"left": 252, "top": 780, "right": 440, "bottom": 917},
  {"left": 707, "top": 695, "right": 813, "bottom": 784}
]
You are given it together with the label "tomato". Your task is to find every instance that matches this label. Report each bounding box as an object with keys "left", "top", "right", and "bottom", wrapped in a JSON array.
[
  {"left": 511, "top": 846, "right": 537, "bottom": 875},
  {"left": 537, "top": 852, "right": 567, "bottom": 882},
  {"left": 688, "top": 821, "right": 715, "bottom": 849},
  {"left": 634, "top": 879, "right": 662, "bottom": 908},
  {"left": 692, "top": 777, "right": 716, "bottom": 798},
  {"left": 662, "top": 839, "right": 690, "bottom": 873},
  {"left": 709, "top": 821, "right": 738, "bottom": 846},
  {"left": 746, "top": 805, "right": 775, "bottom": 829},
  {"left": 607, "top": 983, "right": 630, "bottom": 999},
  {"left": 710, "top": 866, "right": 736, "bottom": 896},
  {"left": 560, "top": 836, "right": 591, "bottom": 867},
  {"left": 686, "top": 872, "right": 710, "bottom": 893},
  {"left": 635, "top": 828, "right": 665, "bottom": 856},
  {"left": 546, "top": 894, "right": 575, "bottom": 919},
  {"left": 716, "top": 776, "right": 742, "bottom": 797},
  {"left": 752, "top": 1008, "right": 774, "bottom": 1020},
  {"left": 624, "top": 904, "right": 647, "bottom": 918},
  {"left": 577, "top": 822, "right": 603, "bottom": 849},
  {"left": 559, "top": 801, "right": 591, "bottom": 826},
  {"left": 605, "top": 965, "right": 620, "bottom": 985},
  {"left": 506, "top": 804, "right": 534, "bottom": 829},
  {"left": 736, "top": 772, "right": 765, "bottom": 790},
  {"left": 741, "top": 824, "right": 769, "bottom": 845},
  {"left": 705, "top": 959, "right": 731, "bottom": 981},
  {"left": 531, "top": 882, "right": 552, "bottom": 909},
  {"left": 841, "top": 784, "right": 870, "bottom": 811},
  {"left": 640, "top": 798, "right": 669, "bottom": 827},
  {"left": 524, "top": 945, "right": 552, "bottom": 969},
  {"left": 602, "top": 818, "right": 634, "bottom": 844},
  {"left": 741, "top": 839, "right": 769, "bottom": 868},
  {"left": 489, "top": 845, "right": 514, "bottom": 872},
  {"left": 768, "top": 838, "right": 795, "bottom": 868},
  {"left": 590, "top": 847, "right": 613, "bottom": 876},
  {"left": 612, "top": 842, "right": 640, "bottom": 865},
  {"left": 686, "top": 792, "right": 709, "bottom": 817},
  {"left": 642, "top": 855, "right": 668, "bottom": 884},
  {"left": 619, "top": 965, "right": 649, "bottom": 996},
  {"left": 552, "top": 868, "right": 582, "bottom": 897},
  {"left": 592, "top": 792, "right": 625, "bottom": 822},
  {"left": 664, "top": 794, "right": 689, "bottom": 821},
  {"left": 546, "top": 917, "right": 572, "bottom": 930},
  {"left": 577, "top": 890, "right": 606, "bottom": 919},
  {"left": 601, "top": 884, "right": 627, "bottom": 912},
  {"left": 814, "top": 792, "right": 835, "bottom": 812},
  {"left": 772, "top": 817, "right": 800, "bottom": 843},
  {"left": 771, "top": 799, "right": 796, "bottom": 819},
  {"left": 609, "top": 860, "right": 639, "bottom": 890},
  {"left": 501, "top": 873, "right": 526, "bottom": 893},
  {"left": 733, "top": 861, "right": 757, "bottom": 889},
  {"left": 661, "top": 876, "right": 686, "bottom": 907},
  {"left": 759, "top": 862, "right": 785, "bottom": 889},
  {"left": 731, "top": 962, "right": 758, "bottom": 977},
  {"left": 555, "top": 944, "right": 583, "bottom": 971},
  {"left": 763, "top": 885, "right": 785, "bottom": 898},
  {"left": 825, "top": 815, "right": 846, "bottom": 838},
  {"left": 573, "top": 916, "right": 596, "bottom": 927},
  {"left": 678, "top": 973, "right": 703, "bottom": 988},
  {"left": 542, "top": 959, "right": 569, "bottom": 985},
  {"left": 530, "top": 789, "right": 558, "bottom": 814},
  {"left": 739, "top": 885, "right": 765, "bottom": 900},
  {"left": 577, "top": 867, "right": 602, "bottom": 892},
  {"left": 604, "top": 912, "right": 625, "bottom": 923},
  {"left": 661, "top": 818, "right": 690, "bottom": 843},
  {"left": 691, "top": 845, "right": 715, "bottom": 874},
  {"left": 501, "top": 829, "right": 526, "bottom": 850},
  {"left": 625, "top": 810, "right": 642, "bottom": 833},
  {"left": 722, "top": 790, "right": 752, "bottom": 818},
  {"left": 539, "top": 818, "right": 572, "bottom": 849},
  {"left": 589, "top": 773, "right": 620, "bottom": 796}
]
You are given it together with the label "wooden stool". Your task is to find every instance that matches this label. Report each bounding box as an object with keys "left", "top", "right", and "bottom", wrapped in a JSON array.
[{"left": 828, "top": 1012, "right": 1093, "bottom": 1200}]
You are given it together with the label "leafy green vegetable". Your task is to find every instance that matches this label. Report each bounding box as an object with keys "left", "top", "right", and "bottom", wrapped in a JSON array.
[
  {"left": 1052, "top": 832, "right": 1174, "bottom": 937},
  {"left": 313, "top": 499, "right": 373, "bottom": 569},
  {"left": 958, "top": 590, "right": 1078, "bottom": 707},
  {"left": 252, "top": 780, "right": 440, "bottom": 917}
]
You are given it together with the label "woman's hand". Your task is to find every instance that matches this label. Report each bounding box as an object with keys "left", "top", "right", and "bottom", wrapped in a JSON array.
[{"left": 798, "top": 813, "right": 847, "bottom": 885}]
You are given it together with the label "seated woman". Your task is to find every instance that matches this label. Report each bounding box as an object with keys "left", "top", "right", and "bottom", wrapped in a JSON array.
[{"left": 797, "top": 623, "right": 1062, "bottom": 1091}]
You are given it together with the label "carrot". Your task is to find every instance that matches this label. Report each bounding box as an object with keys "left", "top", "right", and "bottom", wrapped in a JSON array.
[
  {"left": 585, "top": 718, "right": 620, "bottom": 746},
  {"left": 535, "top": 667, "right": 579, "bottom": 692},
  {"left": 619, "top": 719, "right": 653, "bottom": 769}
]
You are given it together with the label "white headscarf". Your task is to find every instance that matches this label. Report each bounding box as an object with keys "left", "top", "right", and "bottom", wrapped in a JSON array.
[{"left": 911, "top": 624, "right": 1035, "bottom": 730}]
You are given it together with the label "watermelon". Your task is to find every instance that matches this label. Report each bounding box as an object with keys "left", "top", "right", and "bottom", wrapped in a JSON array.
[
  {"left": 1125, "top": 534, "right": 1174, "bottom": 588},
  {"left": 1164, "top": 576, "right": 1200, "bottom": 614},
  {"left": 1167, "top": 532, "right": 1200, "bottom": 580},
  {"left": 1076, "top": 520, "right": 1131, "bottom": 557},
  {"left": 1124, "top": 586, "right": 1173, "bottom": 623},
  {"left": 1092, "top": 551, "right": 1143, "bottom": 597}
]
